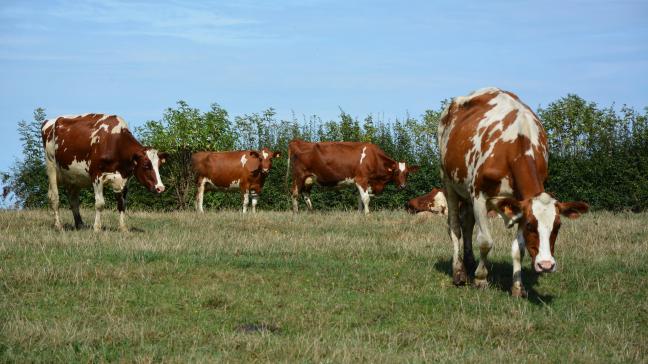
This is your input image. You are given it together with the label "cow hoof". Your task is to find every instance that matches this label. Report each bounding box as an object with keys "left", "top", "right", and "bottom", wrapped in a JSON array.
[
  {"left": 511, "top": 286, "right": 528, "bottom": 298},
  {"left": 473, "top": 279, "right": 489, "bottom": 289},
  {"left": 93, "top": 225, "right": 102, "bottom": 232},
  {"left": 54, "top": 223, "right": 63, "bottom": 231},
  {"left": 119, "top": 226, "right": 129, "bottom": 233},
  {"left": 453, "top": 269, "right": 468, "bottom": 286}
]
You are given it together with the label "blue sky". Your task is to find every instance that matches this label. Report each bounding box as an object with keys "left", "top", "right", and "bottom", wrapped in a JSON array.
[{"left": 1, "top": 0, "right": 646, "bottom": 172}]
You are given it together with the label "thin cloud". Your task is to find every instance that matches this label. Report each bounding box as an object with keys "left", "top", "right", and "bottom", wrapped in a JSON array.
[{"left": 1, "top": 0, "right": 271, "bottom": 45}]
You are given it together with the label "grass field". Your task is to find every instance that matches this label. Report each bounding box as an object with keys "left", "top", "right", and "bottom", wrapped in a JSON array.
[{"left": 1, "top": 208, "right": 647, "bottom": 363}]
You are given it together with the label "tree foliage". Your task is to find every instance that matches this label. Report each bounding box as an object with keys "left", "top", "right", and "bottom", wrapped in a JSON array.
[
  {"left": 2, "top": 109, "right": 49, "bottom": 208},
  {"left": 3, "top": 96, "right": 647, "bottom": 212}
]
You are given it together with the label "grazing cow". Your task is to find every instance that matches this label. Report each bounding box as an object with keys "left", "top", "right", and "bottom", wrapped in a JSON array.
[
  {"left": 407, "top": 188, "right": 448, "bottom": 215},
  {"left": 41, "top": 114, "right": 168, "bottom": 232},
  {"left": 288, "top": 140, "right": 419, "bottom": 213},
  {"left": 192, "top": 148, "right": 280, "bottom": 213},
  {"left": 438, "top": 87, "right": 588, "bottom": 297}
]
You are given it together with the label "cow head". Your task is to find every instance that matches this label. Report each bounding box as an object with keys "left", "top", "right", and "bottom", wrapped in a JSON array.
[
  {"left": 132, "top": 149, "right": 168, "bottom": 193},
  {"left": 492, "top": 192, "right": 588, "bottom": 273},
  {"left": 258, "top": 147, "right": 281, "bottom": 174},
  {"left": 388, "top": 162, "right": 419, "bottom": 189}
]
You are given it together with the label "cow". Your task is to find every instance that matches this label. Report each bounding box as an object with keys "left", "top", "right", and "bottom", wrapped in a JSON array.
[
  {"left": 407, "top": 188, "right": 448, "bottom": 215},
  {"left": 287, "top": 140, "right": 419, "bottom": 214},
  {"left": 192, "top": 147, "right": 280, "bottom": 213},
  {"left": 41, "top": 113, "right": 168, "bottom": 232},
  {"left": 438, "top": 87, "right": 589, "bottom": 297}
]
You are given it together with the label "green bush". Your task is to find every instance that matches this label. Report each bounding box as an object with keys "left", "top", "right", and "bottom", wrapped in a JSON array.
[{"left": 4, "top": 96, "right": 647, "bottom": 212}]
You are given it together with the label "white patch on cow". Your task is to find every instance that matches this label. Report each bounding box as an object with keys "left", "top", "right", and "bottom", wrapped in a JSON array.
[
  {"left": 59, "top": 158, "right": 92, "bottom": 187},
  {"left": 398, "top": 162, "right": 406, "bottom": 172},
  {"left": 360, "top": 146, "right": 367, "bottom": 164},
  {"left": 229, "top": 179, "right": 241, "bottom": 189},
  {"left": 305, "top": 176, "right": 317, "bottom": 186},
  {"left": 531, "top": 192, "right": 558, "bottom": 271},
  {"left": 100, "top": 171, "right": 127, "bottom": 192},
  {"left": 337, "top": 177, "right": 355, "bottom": 187},
  {"left": 262, "top": 151, "right": 269, "bottom": 159},
  {"left": 432, "top": 191, "right": 448, "bottom": 215},
  {"left": 146, "top": 149, "right": 165, "bottom": 190},
  {"left": 90, "top": 124, "right": 109, "bottom": 145},
  {"left": 42, "top": 117, "right": 58, "bottom": 132},
  {"left": 111, "top": 116, "right": 128, "bottom": 134},
  {"left": 240, "top": 154, "right": 248, "bottom": 167},
  {"left": 525, "top": 148, "right": 534, "bottom": 157},
  {"left": 499, "top": 177, "right": 513, "bottom": 195}
]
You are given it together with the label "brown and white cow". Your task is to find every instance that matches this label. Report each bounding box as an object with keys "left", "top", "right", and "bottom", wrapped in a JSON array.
[
  {"left": 41, "top": 114, "right": 168, "bottom": 232},
  {"left": 288, "top": 140, "right": 419, "bottom": 213},
  {"left": 192, "top": 147, "right": 280, "bottom": 213},
  {"left": 438, "top": 88, "right": 589, "bottom": 297},
  {"left": 407, "top": 188, "right": 448, "bottom": 215}
]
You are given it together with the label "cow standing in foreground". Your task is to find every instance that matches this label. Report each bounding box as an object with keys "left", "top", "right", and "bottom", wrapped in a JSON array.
[
  {"left": 407, "top": 188, "right": 448, "bottom": 215},
  {"left": 438, "top": 88, "right": 588, "bottom": 297},
  {"left": 192, "top": 148, "right": 280, "bottom": 213},
  {"left": 288, "top": 140, "right": 419, "bottom": 213},
  {"left": 41, "top": 114, "right": 168, "bottom": 232}
]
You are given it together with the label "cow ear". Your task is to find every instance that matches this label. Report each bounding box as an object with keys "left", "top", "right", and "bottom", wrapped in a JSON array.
[
  {"left": 158, "top": 152, "right": 169, "bottom": 164},
  {"left": 272, "top": 151, "right": 281, "bottom": 158},
  {"left": 491, "top": 197, "right": 523, "bottom": 228},
  {"left": 408, "top": 165, "right": 420, "bottom": 173},
  {"left": 557, "top": 201, "right": 589, "bottom": 220},
  {"left": 387, "top": 162, "right": 397, "bottom": 174},
  {"left": 249, "top": 151, "right": 260, "bottom": 159}
]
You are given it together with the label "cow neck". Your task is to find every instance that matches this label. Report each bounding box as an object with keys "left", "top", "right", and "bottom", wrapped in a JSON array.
[
  {"left": 509, "top": 153, "right": 544, "bottom": 200},
  {"left": 117, "top": 130, "right": 145, "bottom": 175},
  {"left": 378, "top": 154, "right": 395, "bottom": 175}
]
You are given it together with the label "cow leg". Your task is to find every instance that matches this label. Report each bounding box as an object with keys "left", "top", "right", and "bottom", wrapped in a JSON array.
[
  {"left": 302, "top": 189, "right": 313, "bottom": 211},
  {"left": 445, "top": 182, "right": 467, "bottom": 285},
  {"left": 45, "top": 158, "right": 62, "bottom": 230},
  {"left": 242, "top": 190, "right": 250, "bottom": 213},
  {"left": 303, "top": 194, "right": 313, "bottom": 210},
  {"left": 291, "top": 182, "right": 301, "bottom": 213},
  {"left": 357, "top": 194, "right": 364, "bottom": 213},
  {"left": 511, "top": 229, "right": 527, "bottom": 297},
  {"left": 473, "top": 195, "right": 494, "bottom": 288},
  {"left": 250, "top": 190, "right": 258, "bottom": 213},
  {"left": 67, "top": 187, "right": 83, "bottom": 229},
  {"left": 195, "top": 176, "right": 205, "bottom": 213},
  {"left": 460, "top": 201, "right": 476, "bottom": 276},
  {"left": 355, "top": 182, "right": 371, "bottom": 215},
  {"left": 93, "top": 179, "right": 105, "bottom": 232},
  {"left": 116, "top": 185, "right": 128, "bottom": 232}
]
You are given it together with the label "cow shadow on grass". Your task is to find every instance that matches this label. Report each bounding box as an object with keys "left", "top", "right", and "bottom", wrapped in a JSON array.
[{"left": 433, "top": 259, "right": 555, "bottom": 306}]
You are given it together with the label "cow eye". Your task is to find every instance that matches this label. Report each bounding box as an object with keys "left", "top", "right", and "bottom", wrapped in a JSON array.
[{"left": 526, "top": 222, "right": 533, "bottom": 230}]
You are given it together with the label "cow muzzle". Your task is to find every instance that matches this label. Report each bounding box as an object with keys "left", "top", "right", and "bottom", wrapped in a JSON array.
[
  {"left": 534, "top": 260, "right": 556, "bottom": 273},
  {"left": 262, "top": 168, "right": 270, "bottom": 174},
  {"left": 155, "top": 185, "right": 165, "bottom": 193},
  {"left": 399, "top": 184, "right": 407, "bottom": 189}
]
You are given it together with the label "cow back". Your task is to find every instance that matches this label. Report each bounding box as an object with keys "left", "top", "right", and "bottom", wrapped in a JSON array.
[{"left": 438, "top": 88, "right": 548, "bottom": 199}]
